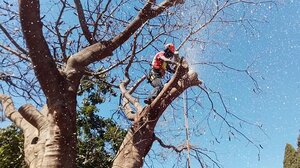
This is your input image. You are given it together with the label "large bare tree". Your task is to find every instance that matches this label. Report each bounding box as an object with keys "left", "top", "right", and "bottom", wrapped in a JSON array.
[{"left": 0, "top": 0, "right": 275, "bottom": 167}]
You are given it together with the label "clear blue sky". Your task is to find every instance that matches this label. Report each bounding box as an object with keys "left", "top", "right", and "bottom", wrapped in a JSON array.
[{"left": 199, "top": 1, "right": 300, "bottom": 168}]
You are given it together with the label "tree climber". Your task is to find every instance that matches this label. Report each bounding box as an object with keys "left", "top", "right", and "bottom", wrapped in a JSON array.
[{"left": 144, "top": 43, "right": 179, "bottom": 105}]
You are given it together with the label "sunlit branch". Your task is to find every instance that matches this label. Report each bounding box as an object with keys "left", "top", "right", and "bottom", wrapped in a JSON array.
[
  {"left": 18, "top": 104, "right": 48, "bottom": 130},
  {"left": 0, "top": 94, "right": 29, "bottom": 130},
  {"left": 119, "top": 34, "right": 143, "bottom": 113},
  {"left": 128, "top": 75, "right": 147, "bottom": 94}
]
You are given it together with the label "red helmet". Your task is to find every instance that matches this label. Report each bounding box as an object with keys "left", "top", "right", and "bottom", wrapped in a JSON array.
[{"left": 165, "top": 43, "right": 175, "bottom": 54}]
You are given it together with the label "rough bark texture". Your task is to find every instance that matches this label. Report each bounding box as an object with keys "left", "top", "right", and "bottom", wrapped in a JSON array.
[{"left": 113, "top": 60, "right": 201, "bottom": 168}]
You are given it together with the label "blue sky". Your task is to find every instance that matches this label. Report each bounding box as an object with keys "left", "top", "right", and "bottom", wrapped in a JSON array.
[{"left": 202, "top": 1, "right": 300, "bottom": 167}]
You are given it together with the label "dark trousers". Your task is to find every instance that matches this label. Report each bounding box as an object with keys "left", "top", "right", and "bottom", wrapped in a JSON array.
[{"left": 147, "top": 77, "right": 163, "bottom": 100}]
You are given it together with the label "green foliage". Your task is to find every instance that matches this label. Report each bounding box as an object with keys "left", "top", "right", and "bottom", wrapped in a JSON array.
[
  {"left": 0, "top": 125, "right": 26, "bottom": 168},
  {"left": 78, "top": 73, "right": 117, "bottom": 105},
  {"left": 76, "top": 104, "right": 126, "bottom": 168},
  {"left": 284, "top": 135, "right": 300, "bottom": 168}
]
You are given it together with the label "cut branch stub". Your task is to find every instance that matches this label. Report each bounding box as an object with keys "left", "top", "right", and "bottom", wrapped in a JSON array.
[{"left": 19, "top": 104, "right": 48, "bottom": 130}]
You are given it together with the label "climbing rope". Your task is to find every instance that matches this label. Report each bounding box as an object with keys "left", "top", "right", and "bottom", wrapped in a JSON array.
[{"left": 183, "top": 90, "right": 191, "bottom": 168}]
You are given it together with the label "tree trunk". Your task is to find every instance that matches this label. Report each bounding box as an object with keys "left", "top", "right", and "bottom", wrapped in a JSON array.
[
  {"left": 112, "top": 117, "right": 155, "bottom": 168},
  {"left": 113, "top": 60, "right": 202, "bottom": 168},
  {"left": 41, "top": 96, "right": 77, "bottom": 168},
  {"left": 0, "top": 94, "right": 77, "bottom": 168}
]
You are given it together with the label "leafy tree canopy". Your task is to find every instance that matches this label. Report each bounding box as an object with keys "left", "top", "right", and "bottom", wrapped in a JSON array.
[{"left": 284, "top": 135, "right": 300, "bottom": 168}]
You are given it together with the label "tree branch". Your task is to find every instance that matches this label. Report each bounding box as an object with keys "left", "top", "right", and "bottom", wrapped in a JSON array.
[
  {"left": 140, "top": 58, "right": 202, "bottom": 126},
  {"left": 0, "top": 94, "right": 32, "bottom": 131},
  {"left": 18, "top": 104, "right": 48, "bottom": 130},
  {"left": 154, "top": 134, "right": 186, "bottom": 153},
  {"left": 19, "top": 0, "right": 67, "bottom": 97},
  {"left": 0, "top": 44, "right": 30, "bottom": 62},
  {"left": 74, "top": 0, "right": 95, "bottom": 44},
  {"left": 55, "top": 0, "right": 67, "bottom": 59},
  {"left": 66, "top": 0, "right": 183, "bottom": 78},
  {"left": 119, "top": 33, "right": 144, "bottom": 114},
  {"left": 0, "top": 23, "right": 28, "bottom": 55}
]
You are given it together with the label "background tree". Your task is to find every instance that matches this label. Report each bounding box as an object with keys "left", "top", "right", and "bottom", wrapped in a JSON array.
[
  {"left": 0, "top": 0, "right": 275, "bottom": 167},
  {"left": 0, "top": 125, "right": 26, "bottom": 168},
  {"left": 284, "top": 135, "right": 300, "bottom": 168}
]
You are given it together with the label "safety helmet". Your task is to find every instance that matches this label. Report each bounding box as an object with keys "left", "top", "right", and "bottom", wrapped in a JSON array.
[{"left": 165, "top": 43, "right": 175, "bottom": 54}]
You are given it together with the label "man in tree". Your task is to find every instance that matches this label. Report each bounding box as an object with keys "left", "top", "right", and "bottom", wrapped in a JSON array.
[{"left": 144, "top": 43, "right": 179, "bottom": 104}]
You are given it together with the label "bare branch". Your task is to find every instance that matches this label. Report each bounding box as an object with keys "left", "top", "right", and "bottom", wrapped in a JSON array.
[
  {"left": 0, "top": 94, "right": 32, "bottom": 131},
  {"left": 92, "top": 0, "right": 112, "bottom": 38},
  {"left": 66, "top": 0, "right": 183, "bottom": 76},
  {"left": 74, "top": 0, "right": 95, "bottom": 44},
  {"left": 19, "top": 0, "right": 67, "bottom": 98},
  {"left": 177, "top": 0, "right": 229, "bottom": 50},
  {"left": 120, "top": 33, "right": 144, "bottom": 113},
  {"left": 55, "top": 0, "right": 67, "bottom": 59},
  {"left": 0, "top": 23, "right": 28, "bottom": 55},
  {"left": 0, "top": 44, "right": 30, "bottom": 62},
  {"left": 193, "top": 61, "right": 261, "bottom": 92},
  {"left": 121, "top": 98, "right": 136, "bottom": 121},
  {"left": 154, "top": 134, "right": 187, "bottom": 153},
  {"left": 128, "top": 75, "right": 147, "bottom": 94},
  {"left": 197, "top": 84, "right": 262, "bottom": 155}
]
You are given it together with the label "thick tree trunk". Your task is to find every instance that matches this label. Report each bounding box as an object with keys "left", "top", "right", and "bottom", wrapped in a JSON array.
[
  {"left": 0, "top": 94, "right": 77, "bottom": 168},
  {"left": 41, "top": 96, "right": 77, "bottom": 168},
  {"left": 112, "top": 119, "right": 155, "bottom": 168}
]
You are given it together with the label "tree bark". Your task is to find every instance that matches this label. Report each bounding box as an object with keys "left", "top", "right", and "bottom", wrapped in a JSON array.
[
  {"left": 0, "top": 94, "right": 77, "bottom": 168},
  {"left": 113, "top": 60, "right": 201, "bottom": 168},
  {"left": 1, "top": 0, "right": 186, "bottom": 167}
]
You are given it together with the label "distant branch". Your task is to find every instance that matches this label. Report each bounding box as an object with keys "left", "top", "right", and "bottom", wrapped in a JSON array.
[
  {"left": 0, "top": 23, "right": 28, "bottom": 55},
  {"left": 193, "top": 61, "right": 261, "bottom": 92},
  {"left": 74, "top": 0, "right": 95, "bottom": 44},
  {"left": 197, "top": 84, "right": 263, "bottom": 155},
  {"left": 154, "top": 134, "right": 187, "bottom": 153},
  {"left": 0, "top": 44, "right": 30, "bottom": 62},
  {"left": 66, "top": 0, "right": 184, "bottom": 74}
]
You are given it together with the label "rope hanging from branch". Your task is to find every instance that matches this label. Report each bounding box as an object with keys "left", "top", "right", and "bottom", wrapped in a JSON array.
[{"left": 183, "top": 89, "right": 191, "bottom": 168}]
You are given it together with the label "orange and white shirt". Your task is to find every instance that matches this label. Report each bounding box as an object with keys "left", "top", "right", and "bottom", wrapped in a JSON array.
[{"left": 151, "top": 51, "right": 168, "bottom": 76}]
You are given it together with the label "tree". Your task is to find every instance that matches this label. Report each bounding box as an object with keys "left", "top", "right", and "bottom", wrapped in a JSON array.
[
  {"left": 76, "top": 104, "right": 126, "bottom": 168},
  {"left": 0, "top": 106, "right": 125, "bottom": 168},
  {"left": 284, "top": 135, "right": 300, "bottom": 168},
  {"left": 0, "top": 125, "right": 26, "bottom": 168},
  {"left": 0, "top": 0, "right": 275, "bottom": 167}
]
